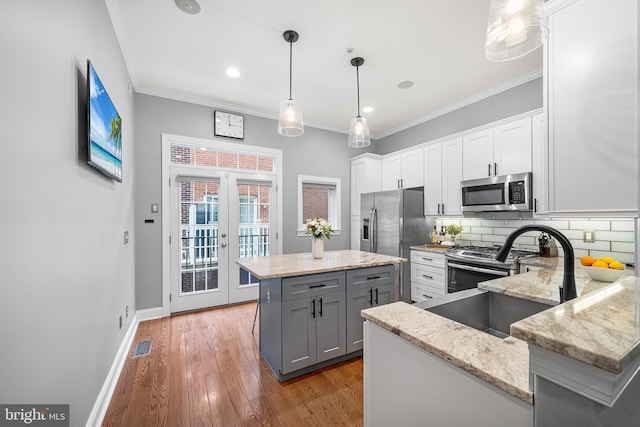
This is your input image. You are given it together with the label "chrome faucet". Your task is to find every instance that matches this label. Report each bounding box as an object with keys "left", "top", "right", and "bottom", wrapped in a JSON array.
[{"left": 495, "top": 225, "right": 576, "bottom": 302}]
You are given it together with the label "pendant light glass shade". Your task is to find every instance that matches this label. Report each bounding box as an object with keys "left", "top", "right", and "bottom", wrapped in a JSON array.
[
  {"left": 347, "top": 57, "right": 370, "bottom": 148},
  {"left": 485, "top": 0, "right": 548, "bottom": 62},
  {"left": 278, "top": 30, "right": 304, "bottom": 137},
  {"left": 348, "top": 116, "right": 370, "bottom": 148},
  {"left": 278, "top": 98, "right": 304, "bottom": 136}
]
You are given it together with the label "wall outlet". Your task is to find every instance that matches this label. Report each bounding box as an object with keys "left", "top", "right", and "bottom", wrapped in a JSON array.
[
  {"left": 119, "top": 315, "right": 123, "bottom": 329},
  {"left": 151, "top": 203, "right": 159, "bottom": 213},
  {"left": 124, "top": 231, "right": 129, "bottom": 244},
  {"left": 126, "top": 305, "right": 129, "bottom": 318},
  {"left": 583, "top": 230, "right": 596, "bottom": 243}
]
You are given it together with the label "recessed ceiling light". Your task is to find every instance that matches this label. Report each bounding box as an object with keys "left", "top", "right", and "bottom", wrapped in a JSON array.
[
  {"left": 226, "top": 68, "right": 240, "bottom": 78},
  {"left": 398, "top": 81, "right": 414, "bottom": 89},
  {"left": 174, "top": 0, "right": 201, "bottom": 14},
  {"left": 362, "top": 106, "right": 374, "bottom": 113}
]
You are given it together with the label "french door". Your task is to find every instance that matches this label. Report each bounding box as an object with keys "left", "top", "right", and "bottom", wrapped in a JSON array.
[{"left": 169, "top": 168, "right": 276, "bottom": 313}]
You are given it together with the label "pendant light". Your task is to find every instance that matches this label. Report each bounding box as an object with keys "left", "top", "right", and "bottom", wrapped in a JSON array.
[
  {"left": 485, "top": 0, "right": 548, "bottom": 62},
  {"left": 347, "top": 57, "right": 370, "bottom": 148},
  {"left": 278, "top": 30, "right": 304, "bottom": 137}
]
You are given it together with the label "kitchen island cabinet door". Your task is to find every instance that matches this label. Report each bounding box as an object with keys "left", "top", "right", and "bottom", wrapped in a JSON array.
[
  {"left": 315, "top": 292, "right": 347, "bottom": 363},
  {"left": 346, "top": 283, "right": 395, "bottom": 353},
  {"left": 282, "top": 298, "right": 317, "bottom": 374}
]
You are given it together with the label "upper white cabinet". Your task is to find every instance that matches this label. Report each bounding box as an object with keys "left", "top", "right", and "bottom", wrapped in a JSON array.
[
  {"left": 546, "top": 0, "right": 637, "bottom": 215},
  {"left": 382, "top": 147, "right": 424, "bottom": 190},
  {"left": 424, "top": 137, "right": 463, "bottom": 216},
  {"left": 351, "top": 154, "right": 382, "bottom": 215},
  {"left": 531, "top": 112, "right": 548, "bottom": 215},
  {"left": 462, "top": 117, "right": 532, "bottom": 180}
]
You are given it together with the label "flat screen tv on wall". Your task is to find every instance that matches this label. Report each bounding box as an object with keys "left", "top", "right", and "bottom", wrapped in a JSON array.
[{"left": 87, "top": 60, "right": 122, "bottom": 182}]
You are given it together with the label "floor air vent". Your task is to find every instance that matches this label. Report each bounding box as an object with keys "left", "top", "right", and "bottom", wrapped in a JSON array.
[{"left": 133, "top": 340, "right": 152, "bottom": 358}]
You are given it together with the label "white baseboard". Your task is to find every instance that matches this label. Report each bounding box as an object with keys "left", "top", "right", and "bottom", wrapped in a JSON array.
[{"left": 85, "top": 306, "right": 163, "bottom": 427}]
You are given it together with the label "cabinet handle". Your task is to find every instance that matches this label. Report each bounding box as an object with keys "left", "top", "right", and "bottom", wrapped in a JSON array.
[
  {"left": 421, "top": 257, "right": 433, "bottom": 262},
  {"left": 488, "top": 163, "right": 491, "bottom": 177},
  {"left": 494, "top": 163, "right": 498, "bottom": 176},
  {"left": 309, "top": 283, "right": 327, "bottom": 289},
  {"left": 442, "top": 204, "right": 445, "bottom": 215},
  {"left": 312, "top": 299, "right": 316, "bottom": 318},
  {"left": 374, "top": 288, "right": 379, "bottom": 305},
  {"left": 534, "top": 198, "right": 538, "bottom": 213},
  {"left": 422, "top": 274, "right": 434, "bottom": 280},
  {"left": 367, "top": 276, "right": 381, "bottom": 280},
  {"left": 397, "top": 179, "right": 400, "bottom": 188},
  {"left": 319, "top": 298, "right": 323, "bottom": 316},
  {"left": 368, "top": 288, "right": 373, "bottom": 305},
  {"left": 401, "top": 178, "right": 404, "bottom": 188},
  {"left": 437, "top": 203, "right": 440, "bottom": 214},
  {"left": 422, "top": 294, "right": 433, "bottom": 299}
]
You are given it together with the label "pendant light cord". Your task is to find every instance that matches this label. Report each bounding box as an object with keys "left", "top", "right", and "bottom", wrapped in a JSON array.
[
  {"left": 288, "top": 38, "right": 293, "bottom": 100},
  {"left": 355, "top": 65, "right": 361, "bottom": 117}
]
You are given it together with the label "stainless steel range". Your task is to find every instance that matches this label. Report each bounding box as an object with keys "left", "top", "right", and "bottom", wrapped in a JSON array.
[{"left": 444, "top": 245, "right": 538, "bottom": 293}]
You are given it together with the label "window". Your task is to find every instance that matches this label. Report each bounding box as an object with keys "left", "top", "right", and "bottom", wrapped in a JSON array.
[{"left": 297, "top": 175, "right": 341, "bottom": 236}]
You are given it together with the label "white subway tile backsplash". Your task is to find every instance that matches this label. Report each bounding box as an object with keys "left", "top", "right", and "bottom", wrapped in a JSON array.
[
  {"left": 611, "top": 220, "right": 635, "bottom": 232},
  {"left": 481, "top": 219, "right": 507, "bottom": 227},
  {"left": 595, "top": 231, "right": 635, "bottom": 243},
  {"left": 612, "top": 242, "right": 635, "bottom": 253},
  {"left": 442, "top": 216, "right": 635, "bottom": 259},
  {"left": 569, "top": 220, "right": 611, "bottom": 231},
  {"left": 570, "top": 240, "right": 611, "bottom": 251}
]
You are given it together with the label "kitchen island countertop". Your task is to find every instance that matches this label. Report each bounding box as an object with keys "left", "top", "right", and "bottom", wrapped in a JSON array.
[
  {"left": 362, "top": 260, "right": 640, "bottom": 402},
  {"left": 236, "top": 249, "right": 405, "bottom": 280}
]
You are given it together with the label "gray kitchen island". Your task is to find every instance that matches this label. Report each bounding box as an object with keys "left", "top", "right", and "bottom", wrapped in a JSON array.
[{"left": 236, "top": 249, "right": 406, "bottom": 382}]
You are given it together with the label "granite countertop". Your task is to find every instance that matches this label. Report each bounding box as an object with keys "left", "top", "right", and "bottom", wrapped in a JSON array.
[
  {"left": 409, "top": 244, "right": 451, "bottom": 254},
  {"left": 362, "top": 258, "right": 640, "bottom": 402},
  {"left": 235, "top": 249, "right": 406, "bottom": 280},
  {"left": 361, "top": 301, "right": 533, "bottom": 403}
]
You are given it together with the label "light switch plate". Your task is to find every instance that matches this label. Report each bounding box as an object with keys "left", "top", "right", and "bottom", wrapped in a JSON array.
[{"left": 583, "top": 230, "right": 595, "bottom": 243}]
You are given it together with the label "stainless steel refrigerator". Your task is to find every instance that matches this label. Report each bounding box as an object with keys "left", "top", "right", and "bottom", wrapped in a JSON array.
[{"left": 360, "top": 188, "right": 428, "bottom": 302}]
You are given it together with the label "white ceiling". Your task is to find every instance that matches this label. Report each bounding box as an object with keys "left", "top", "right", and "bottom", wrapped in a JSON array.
[{"left": 107, "top": 0, "right": 542, "bottom": 139}]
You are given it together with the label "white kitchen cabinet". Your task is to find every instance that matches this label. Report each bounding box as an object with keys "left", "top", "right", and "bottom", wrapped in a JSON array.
[
  {"left": 424, "top": 137, "right": 463, "bottom": 216},
  {"left": 351, "top": 154, "right": 382, "bottom": 250},
  {"left": 350, "top": 153, "right": 382, "bottom": 216},
  {"left": 531, "top": 112, "right": 548, "bottom": 215},
  {"left": 410, "top": 250, "right": 446, "bottom": 302},
  {"left": 546, "top": 0, "right": 637, "bottom": 215},
  {"left": 382, "top": 147, "right": 424, "bottom": 190},
  {"left": 462, "top": 117, "right": 532, "bottom": 180}
]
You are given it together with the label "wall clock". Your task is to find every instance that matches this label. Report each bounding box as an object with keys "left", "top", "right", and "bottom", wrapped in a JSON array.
[{"left": 214, "top": 110, "right": 244, "bottom": 139}]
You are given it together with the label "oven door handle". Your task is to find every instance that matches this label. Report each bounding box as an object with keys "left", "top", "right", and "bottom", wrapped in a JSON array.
[{"left": 447, "top": 262, "right": 510, "bottom": 277}]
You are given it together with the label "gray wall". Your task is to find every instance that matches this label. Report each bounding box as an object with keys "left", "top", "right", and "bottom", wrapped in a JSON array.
[
  {"left": 0, "top": 1, "right": 136, "bottom": 426},
  {"left": 134, "top": 94, "right": 358, "bottom": 309},
  {"left": 374, "top": 77, "right": 543, "bottom": 154}
]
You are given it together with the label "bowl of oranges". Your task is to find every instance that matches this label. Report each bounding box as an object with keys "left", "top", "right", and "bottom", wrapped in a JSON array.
[{"left": 580, "top": 256, "right": 625, "bottom": 282}]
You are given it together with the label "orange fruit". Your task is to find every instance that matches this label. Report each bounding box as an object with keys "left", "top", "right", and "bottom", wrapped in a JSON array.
[
  {"left": 580, "top": 256, "right": 595, "bottom": 266},
  {"left": 609, "top": 261, "right": 624, "bottom": 270},
  {"left": 598, "top": 256, "right": 615, "bottom": 265},
  {"left": 592, "top": 260, "right": 609, "bottom": 268}
]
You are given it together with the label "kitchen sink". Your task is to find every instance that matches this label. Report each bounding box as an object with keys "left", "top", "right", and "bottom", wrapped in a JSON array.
[{"left": 415, "top": 288, "right": 553, "bottom": 339}]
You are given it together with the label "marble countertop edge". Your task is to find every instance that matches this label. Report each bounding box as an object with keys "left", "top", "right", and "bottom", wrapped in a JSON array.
[{"left": 362, "top": 302, "right": 533, "bottom": 404}]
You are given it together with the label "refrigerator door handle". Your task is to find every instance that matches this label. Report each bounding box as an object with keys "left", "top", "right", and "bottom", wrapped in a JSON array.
[{"left": 371, "top": 207, "right": 377, "bottom": 253}]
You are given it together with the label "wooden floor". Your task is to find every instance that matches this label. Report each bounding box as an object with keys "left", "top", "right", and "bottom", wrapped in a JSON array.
[{"left": 102, "top": 302, "right": 364, "bottom": 426}]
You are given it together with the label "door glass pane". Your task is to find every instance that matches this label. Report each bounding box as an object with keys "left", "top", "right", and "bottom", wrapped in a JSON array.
[
  {"left": 237, "top": 183, "right": 270, "bottom": 287},
  {"left": 180, "top": 179, "right": 219, "bottom": 294}
]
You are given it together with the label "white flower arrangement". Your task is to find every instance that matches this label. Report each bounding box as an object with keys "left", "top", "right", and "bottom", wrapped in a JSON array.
[{"left": 305, "top": 217, "right": 334, "bottom": 240}]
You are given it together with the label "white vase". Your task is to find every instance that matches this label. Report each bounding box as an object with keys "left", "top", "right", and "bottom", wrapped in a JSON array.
[{"left": 312, "top": 238, "right": 324, "bottom": 259}]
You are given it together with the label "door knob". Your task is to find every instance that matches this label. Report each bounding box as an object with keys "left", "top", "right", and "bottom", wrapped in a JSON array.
[{"left": 220, "top": 243, "right": 227, "bottom": 248}]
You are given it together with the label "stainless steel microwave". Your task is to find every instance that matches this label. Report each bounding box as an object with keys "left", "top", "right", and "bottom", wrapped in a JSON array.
[{"left": 460, "top": 172, "right": 532, "bottom": 212}]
